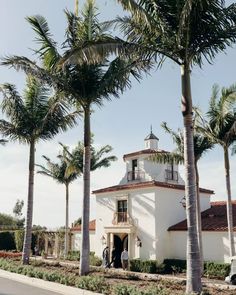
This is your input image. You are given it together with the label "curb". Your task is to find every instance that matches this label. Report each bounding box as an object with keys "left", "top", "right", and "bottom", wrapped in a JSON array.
[{"left": 0, "top": 269, "right": 102, "bottom": 295}]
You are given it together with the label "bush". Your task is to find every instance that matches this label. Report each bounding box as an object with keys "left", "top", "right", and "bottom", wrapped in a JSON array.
[
  {"left": 75, "top": 276, "right": 109, "bottom": 293},
  {"left": 204, "top": 261, "right": 230, "bottom": 279},
  {"left": 14, "top": 230, "right": 24, "bottom": 252},
  {"left": 130, "top": 259, "right": 164, "bottom": 274},
  {"left": 89, "top": 252, "right": 102, "bottom": 266},
  {"left": 163, "top": 259, "right": 186, "bottom": 274},
  {"left": 0, "top": 232, "right": 16, "bottom": 250},
  {"left": 113, "top": 284, "right": 170, "bottom": 295},
  {"left": 141, "top": 260, "right": 158, "bottom": 274},
  {"left": 65, "top": 250, "right": 80, "bottom": 261},
  {"left": 130, "top": 259, "right": 142, "bottom": 272}
]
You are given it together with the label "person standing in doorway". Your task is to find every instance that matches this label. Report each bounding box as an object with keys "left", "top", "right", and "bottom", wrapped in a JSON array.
[
  {"left": 102, "top": 246, "right": 110, "bottom": 268},
  {"left": 121, "top": 248, "right": 129, "bottom": 270}
]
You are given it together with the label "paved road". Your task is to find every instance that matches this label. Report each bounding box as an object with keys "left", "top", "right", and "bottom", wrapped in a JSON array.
[{"left": 0, "top": 277, "right": 61, "bottom": 295}]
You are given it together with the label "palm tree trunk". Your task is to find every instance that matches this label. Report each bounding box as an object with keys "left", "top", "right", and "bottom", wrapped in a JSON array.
[
  {"left": 22, "top": 140, "right": 35, "bottom": 265},
  {"left": 181, "top": 64, "right": 202, "bottom": 294},
  {"left": 79, "top": 106, "right": 91, "bottom": 275},
  {"left": 195, "top": 161, "right": 204, "bottom": 274},
  {"left": 64, "top": 183, "right": 69, "bottom": 257},
  {"left": 224, "top": 147, "right": 235, "bottom": 257}
]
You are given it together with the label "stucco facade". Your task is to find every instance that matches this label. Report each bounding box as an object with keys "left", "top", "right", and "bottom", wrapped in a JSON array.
[
  {"left": 169, "top": 231, "right": 236, "bottom": 263},
  {"left": 91, "top": 132, "right": 213, "bottom": 263}
]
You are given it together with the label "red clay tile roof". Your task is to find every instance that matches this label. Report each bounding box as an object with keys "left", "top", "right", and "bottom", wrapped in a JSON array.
[
  {"left": 92, "top": 180, "right": 214, "bottom": 195},
  {"left": 168, "top": 201, "right": 236, "bottom": 232},
  {"left": 71, "top": 219, "right": 96, "bottom": 232},
  {"left": 123, "top": 149, "right": 169, "bottom": 160}
]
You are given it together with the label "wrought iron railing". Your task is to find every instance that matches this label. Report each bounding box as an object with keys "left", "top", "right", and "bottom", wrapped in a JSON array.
[
  {"left": 112, "top": 212, "right": 134, "bottom": 225},
  {"left": 165, "top": 169, "right": 178, "bottom": 182},
  {"left": 127, "top": 170, "right": 145, "bottom": 182}
]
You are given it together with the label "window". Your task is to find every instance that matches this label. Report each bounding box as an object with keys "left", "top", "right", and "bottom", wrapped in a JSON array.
[
  {"left": 132, "top": 159, "right": 138, "bottom": 180},
  {"left": 117, "top": 200, "right": 127, "bottom": 223}
]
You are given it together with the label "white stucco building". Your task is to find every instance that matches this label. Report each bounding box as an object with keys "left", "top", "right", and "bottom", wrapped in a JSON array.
[{"left": 71, "top": 131, "right": 235, "bottom": 264}]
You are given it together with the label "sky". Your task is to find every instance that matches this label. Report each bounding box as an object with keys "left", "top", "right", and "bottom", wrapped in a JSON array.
[{"left": 0, "top": 0, "right": 236, "bottom": 228}]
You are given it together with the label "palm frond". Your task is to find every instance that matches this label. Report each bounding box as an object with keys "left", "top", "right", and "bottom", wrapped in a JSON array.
[
  {"left": 0, "top": 139, "right": 7, "bottom": 145},
  {"left": 149, "top": 151, "right": 184, "bottom": 165},
  {"left": 27, "top": 15, "right": 60, "bottom": 69}
]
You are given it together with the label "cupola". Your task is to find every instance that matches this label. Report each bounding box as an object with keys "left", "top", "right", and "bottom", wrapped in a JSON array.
[{"left": 144, "top": 126, "right": 159, "bottom": 150}]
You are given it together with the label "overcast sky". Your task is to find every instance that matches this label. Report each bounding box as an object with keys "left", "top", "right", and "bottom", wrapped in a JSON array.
[{"left": 0, "top": 0, "right": 236, "bottom": 228}]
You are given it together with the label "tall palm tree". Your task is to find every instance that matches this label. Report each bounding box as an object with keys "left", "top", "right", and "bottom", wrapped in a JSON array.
[
  {"left": 1, "top": 0, "right": 148, "bottom": 274},
  {"left": 151, "top": 121, "right": 213, "bottom": 273},
  {"left": 64, "top": 1, "right": 236, "bottom": 291},
  {"left": 196, "top": 84, "right": 236, "bottom": 258},
  {"left": 0, "top": 76, "right": 77, "bottom": 264},
  {"left": 36, "top": 154, "right": 78, "bottom": 257}
]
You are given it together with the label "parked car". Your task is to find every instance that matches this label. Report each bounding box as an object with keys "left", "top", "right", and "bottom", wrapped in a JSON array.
[{"left": 225, "top": 256, "right": 236, "bottom": 285}]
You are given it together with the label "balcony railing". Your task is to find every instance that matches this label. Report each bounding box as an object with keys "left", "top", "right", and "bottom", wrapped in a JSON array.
[
  {"left": 127, "top": 170, "right": 145, "bottom": 182},
  {"left": 112, "top": 212, "right": 134, "bottom": 225},
  {"left": 165, "top": 169, "right": 178, "bottom": 182}
]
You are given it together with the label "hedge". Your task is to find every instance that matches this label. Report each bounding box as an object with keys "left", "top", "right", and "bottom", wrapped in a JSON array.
[
  {"left": 0, "top": 232, "right": 15, "bottom": 250},
  {"left": 130, "top": 258, "right": 230, "bottom": 279},
  {"left": 129, "top": 259, "right": 165, "bottom": 274}
]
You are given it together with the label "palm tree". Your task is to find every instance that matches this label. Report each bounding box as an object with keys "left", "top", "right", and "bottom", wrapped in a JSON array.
[
  {"left": 65, "top": 1, "right": 236, "bottom": 291},
  {"left": 151, "top": 122, "right": 213, "bottom": 273},
  {"left": 196, "top": 84, "right": 236, "bottom": 258},
  {"left": 36, "top": 154, "right": 78, "bottom": 257},
  {"left": 60, "top": 138, "right": 117, "bottom": 174},
  {"left": 0, "top": 76, "right": 77, "bottom": 264},
  {"left": 1, "top": 0, "right": 147, "bottom": 275},
  {"left": 0, "top": 139, "right": 7, "bottom": 145}
]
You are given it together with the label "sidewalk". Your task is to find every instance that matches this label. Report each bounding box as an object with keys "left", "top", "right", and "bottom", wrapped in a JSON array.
[{"left": 0, "top": 268, "right": 102, "bottom": 295}]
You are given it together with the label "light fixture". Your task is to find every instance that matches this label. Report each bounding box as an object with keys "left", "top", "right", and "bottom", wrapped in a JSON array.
[
  {"left": 100, "top": 235, "right": 106, "bottom": 245},
  {"left": 180, "top": 196, "right": 186, "bottom": 209},
  {"left": 135, "top": 236, "right": 142, "bottom": 247}
]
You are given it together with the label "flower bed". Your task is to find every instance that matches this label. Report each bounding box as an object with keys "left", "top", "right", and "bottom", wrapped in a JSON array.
[
  {"left": 0, "top": 251, "right": 22, "bottom": 258},
  {"left": 0, "top": 258, "right": 235, "bottom": 295}
]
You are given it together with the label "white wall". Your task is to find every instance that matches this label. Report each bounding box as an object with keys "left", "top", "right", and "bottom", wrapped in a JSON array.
[
  {"left": 169, "top": 231, "right": 236, "bottom": 263},
  {"left": 119, "top": 155, "right": 185, "bottom": 185},
  {"left": 94, "top": 186, "right": 212, "bottom": 262},
  {"left": 129, "top": 189, "right": 156, "bottom": 260},
  {"left": 71, "top": 231, "right": 96, "bottom": 253}
]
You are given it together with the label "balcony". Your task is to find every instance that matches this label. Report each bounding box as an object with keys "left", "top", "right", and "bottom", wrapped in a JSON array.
[
  {"left": 112, "top": 212, "right": 134, "bottom": 226},
  {"left": 127, "top": 170, "right": 145, "bottom": 182},
  {"left": 165, "top": 169, "right": 178, "bottom": 182}
]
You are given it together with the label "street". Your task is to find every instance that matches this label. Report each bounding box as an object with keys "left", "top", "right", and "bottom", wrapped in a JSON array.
[{"left": 0, "top": 277, "right": 61, "bottom": 295}]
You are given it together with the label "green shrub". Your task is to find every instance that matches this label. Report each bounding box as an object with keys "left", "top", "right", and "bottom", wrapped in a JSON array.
[
  {"left": 130, "top": 259, "right": 164, "bottom": 274},
  {"left": 75, "top": 276, "right": 109, "bottom": 293},
  {"left": 163, "top": 259, "right": 186, "bottom": 274},
  {"left": 0, "top": 232, "right": 16, "bottom": 250},
  {"left": 130, "top": 259, "right": 142, "bottom": 272},
  {"left": 89, "top": 252, "right": 102, "bottom": 266},
  {"left": 113, "top": 284, "right": 139, "bottom": 295},
  {"left": 113, "top": 284, "right": 170, "bottom": 295},
  {"left": 14, "top": 230, "right": 24, "bottom": 252},
  {"left": 141, "top": 260, "right": 157, "bottom": 274},
  {"left": 204, "top": 261, "right": 230, "bottom": 279},
  {"left": 65, "top": 250, "right": 80, "bottom": 261}
]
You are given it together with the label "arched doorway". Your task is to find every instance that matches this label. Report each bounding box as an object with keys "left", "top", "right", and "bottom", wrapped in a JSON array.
[
  {"left": 113, "top": 235, "right": 122, "bottom": 268},
  {"left": 113, "top": 234, "right": 128, "bottom": 268}
]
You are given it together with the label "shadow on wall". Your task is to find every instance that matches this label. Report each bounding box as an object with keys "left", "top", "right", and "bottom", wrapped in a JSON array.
[
  {"left": 97, "top": 197, "right": 115, "bottom": 211},
  {"left": 138, "top": 229, "right": 156, "bottom": 259},
  {"left": 132, "top": 194, "right": 155, "bottom": 217}
]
